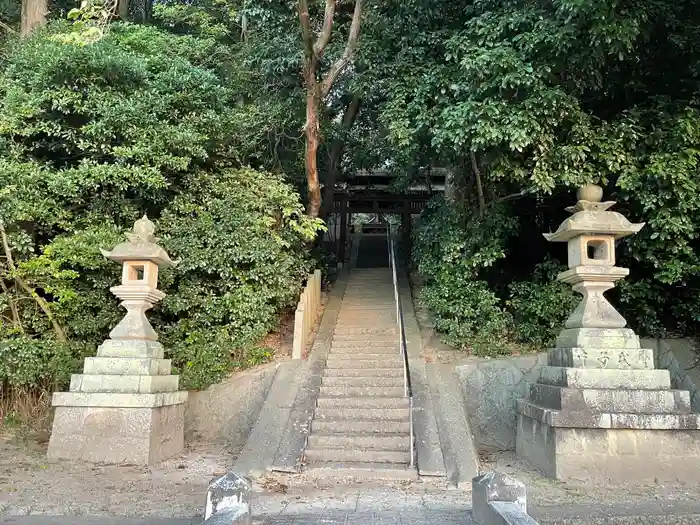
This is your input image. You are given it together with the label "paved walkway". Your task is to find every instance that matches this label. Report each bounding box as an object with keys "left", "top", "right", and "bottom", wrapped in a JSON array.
[{"left": 252, "top": 510, "right": 472, "bottom": 524}]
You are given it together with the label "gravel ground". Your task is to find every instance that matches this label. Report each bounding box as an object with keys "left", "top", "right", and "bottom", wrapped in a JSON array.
[
  {"left": 2, "top": 431, "right": 700, "bottom": 522},
  {"left": 0, "top": 436, "right": 227, "bottom": 519}
]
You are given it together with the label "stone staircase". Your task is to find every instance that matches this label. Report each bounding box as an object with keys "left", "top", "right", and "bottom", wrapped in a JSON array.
[{"left": 303, "top": 268, "right": 415, "bottom": 479}]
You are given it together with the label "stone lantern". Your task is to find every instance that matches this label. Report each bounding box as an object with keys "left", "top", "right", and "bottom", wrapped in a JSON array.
[
  {"left": 102, "top": 215, "right": 175, "bottom": 342},
  {"left": 516, "top": 185, "right": 700, "bottom": 483},
  {"left": 545, "top": 183, "right": 643, "bottom": 348},
  {"left": 48, "top": 216, "right": 188, "bottom": 465}
]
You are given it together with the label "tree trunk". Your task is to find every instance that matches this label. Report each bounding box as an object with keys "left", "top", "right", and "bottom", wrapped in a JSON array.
[
  {"left": 118, "top": 0, "right": 129, "bottom": 20},
  {"left": 322, "top": 96, "right": 361, "bottom": 218},
  {"left": 20, "top": 0, "right": 47, "bottom": 37},
  {"left": 304, "top": 61, "right": 322, "bottom": 219},
  {"left": 298, "top": 0, "right": 363, "bottom": 218},
  {"left": 470, "top": 151, "right": 486, "bottom": 217},
  {"left": 444, "top": 167, "right": 458, "bottom": 204}
]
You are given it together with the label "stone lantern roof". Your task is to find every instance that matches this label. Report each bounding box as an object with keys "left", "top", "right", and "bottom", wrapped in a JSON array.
[
  {"left": 543, "top": 184, "right": 644, "bottom": 242},
  {"left": 100, "top": 215, "right": 178, "bottom": 268}
]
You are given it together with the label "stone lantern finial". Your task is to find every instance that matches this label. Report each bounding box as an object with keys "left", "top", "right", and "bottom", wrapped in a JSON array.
[{"left": 100, "top": 216, "right": 177, "bottom": 341}]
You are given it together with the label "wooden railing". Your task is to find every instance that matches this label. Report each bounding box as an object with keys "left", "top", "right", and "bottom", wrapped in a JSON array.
[{"left": 292, "top": 269, "right": 322, "bottom": 359}]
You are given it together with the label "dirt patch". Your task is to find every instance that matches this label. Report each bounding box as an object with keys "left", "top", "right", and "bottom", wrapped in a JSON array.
[
  {"left": 0, "top": 435, "right": 228, "bottom": 518},
  {"left": 480, "top": 450, "right": 700, "bottom": 508}
]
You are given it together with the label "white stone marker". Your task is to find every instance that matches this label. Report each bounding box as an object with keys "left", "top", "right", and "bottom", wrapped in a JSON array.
[
  {"left": 48, "top": 215, "right": 188, "bottom": 465},
  {"left": 516, "top": 185, "right": 700, "bottom": 483}
]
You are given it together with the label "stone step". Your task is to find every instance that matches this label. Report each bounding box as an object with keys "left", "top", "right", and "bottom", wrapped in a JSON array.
[
  {"left": 529, "top": 384, "right": 691, "bottom": 414},
  {"left": 315, "top": 407, "right": 408, "bottom": 421},
  {"left": 327, "top": 353, "right": 403, "bottom": 361},
  {"left": 335, "top": 314, "right": 396, "bottom": 319},
  {"left": 334, "top": 322, "right": 396, "bottom": 328},
  {"left": 319, "top": 386, "right": 406, "bottom": 397},
  {"left": 323, "top": 367, "right": 404, "bottom": 377},
  {"left": 333, "top": 335, "right": 398, "bottom": 342},
  {"left": 539, "top": 366, "right": 671, "bottom": 390},
  {"left": 305, "top": 447, "right": 411, "bottom": 464},
  {"left": 307, "top": 433, "right": 410, "bottom": 451},
  {"left": 338, "top": 305, "right": 394, "bottom": 309},
  {"left": 311, "top": 418, "right": 410, "bottom": 434},
  {"left": 338, "top": 307, "right": 395, "bottom": 312},
  {"left": 335, "top": 315, "right": 396, "bottom": 320},
  {"left": 337, "top": 308, "right": 395, "bottom": 313},
  {"left": 518, "top": 400, "right": 700, "bottom": 429},
  {"left": 329, "top": 346, "right": 398, "bottom": 354},
  {"left": 321, "top": 376, "right": 404, "bottom": 388},
  {"left": 69, "top": 374, "right": 179, "bottom": 394},
  {"left": 329, "top": 341, "right": 399, "bottom": 350},
  {"left": 333, "top": 329, "right": 398, "bottom": 336},
  {"left": 325, "top": 359, "right": 403, "bottom": 369},
  {"left": 316, "top": 396, "right": 409, "bottom": 408},
  {"left": 304, "top": 461, "right": 417, "bottom": 480}
]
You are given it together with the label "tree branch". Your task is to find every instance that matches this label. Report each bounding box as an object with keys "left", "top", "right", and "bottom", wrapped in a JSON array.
[
  {"left": 0, "top": 223, "right": 66, "bottom": 341},
  {"left": 320, "top": 0, "right": 363, "bottom": 98},
  {"left": 298, "top": 0, "right": 314, "bottom": 57},
  {"left": 470, "top": 151, "right": 486, "bottom": 217},
  {"left": 0, "top": 19, "right": 17, "bottom": 33},
  {"left": 0, "top": 268, "right": 23, "bottom": 333},
  {"left": 314, "top": 0, "right": 336, "bottom": 55}
]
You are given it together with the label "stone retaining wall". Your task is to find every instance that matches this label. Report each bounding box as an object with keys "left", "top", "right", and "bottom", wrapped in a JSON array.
[
  {"left": 644, "top": 338, "right": 700, "bottom": 412},
  {"left": 185, "top": 362, "right": 278, "bottom": 449},
  {"left": 455, "top": 353, "right": 547, "bottom": 452}
]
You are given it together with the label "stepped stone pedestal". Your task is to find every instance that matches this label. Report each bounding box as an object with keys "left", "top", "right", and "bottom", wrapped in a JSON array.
[
  {"left": 516, "top": 185, "right": 700, "bottom": 483},
  {"left": 48, "top": 216, "right": 187, "bottom": 465}
]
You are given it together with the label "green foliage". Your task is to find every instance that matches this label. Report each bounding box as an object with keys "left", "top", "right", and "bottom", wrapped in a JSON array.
[
  {"left": 507, "top": 258, "right": 579, "bottom": 348},
  {"left": 0, "top": 22, "right": 322, "bottom": 405},
  {"left": 157, "top": 168, "right": 320, "bottom": 389},
  {"left": 0, "top": 336, "right": 92, "bottom": 390},
  {"left": 413, "top": 199, "right": 516, "bottom": 353}
]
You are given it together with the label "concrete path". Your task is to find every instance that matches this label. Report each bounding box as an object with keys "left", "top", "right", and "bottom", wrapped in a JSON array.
[
  {"left": 0, "top": 519, "right": 196, "bottom": 525},
  {"left": 252, "top": 510, "right": 471, "bottom": 523}
]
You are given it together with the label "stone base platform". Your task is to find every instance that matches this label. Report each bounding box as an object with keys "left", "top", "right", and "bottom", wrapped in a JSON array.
[
  {"left": 48, "top": 400, "right": 186, "bottom": 464},
  {"left": 517, "top": 409, "right": 700, "bottom": 483},
  {"left": 48, "top": 339, "right": 188, "bottom": 465}
]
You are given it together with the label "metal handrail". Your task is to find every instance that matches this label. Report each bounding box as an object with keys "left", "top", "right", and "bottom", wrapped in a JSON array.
[{"left": 386, "top": 227, "right": 415, "bottom": 468}]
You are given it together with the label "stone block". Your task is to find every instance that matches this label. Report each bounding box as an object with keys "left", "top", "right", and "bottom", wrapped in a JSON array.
[
  {"left": 538, "top": 366, "right": 670, "bottom": 390},
  {"left": 70, "top": 374, "right": 180, "bottom": 394},
  {"left": 547, "top": 347, "right": 654, "bottom": 370},
  {"left": 48, "top": 403, "right": 185, "bottom": 464},
  {"left": 556, "top": 328, "right": 640, "bottom": 350},
  {"left": 456, "top": 353, "right": 548, "bottom": 452},
  {"left": 96, "top": 339, "right": 165, "bottom": 358},
  {"left": 646, "top": 338, "right": 700, "bottom": 413},
  {"left": 205, "top": 472, "right": 252, "bottom": 525},
  {"left": 83, "top": 356, "right": 171, "bottom": 376},
  {"left": 517, "top": 399, "right": 700, "bottom": 430},
  {"left": 528, "top": 383, "right": 690, "bottom": 414},
  {"left": 52, "top": 390, "right": 187, "bottom": 408},
  {"left": 516, "top": 413, "right": 700, "bottom": 483},
  {"left": 472, "top": 471, "right": 538, "bottom": 525}
]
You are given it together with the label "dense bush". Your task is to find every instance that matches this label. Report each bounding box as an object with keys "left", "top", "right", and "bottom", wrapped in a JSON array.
[
  {"left": 412, "top": 199, "right": 515, "bottom": 353},
  {"left": 0, "top": 22, "right": 321, "bottom": 412},
  {"left": 506, "top": 258, "right": 579, "bottom": 348}
]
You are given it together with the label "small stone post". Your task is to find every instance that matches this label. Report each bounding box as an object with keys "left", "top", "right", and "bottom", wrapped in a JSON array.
[
  {"left": 204, "top": 472, "right": 252, "bottom": 524},
  {"left": 516, "top": 185, "right": 700, "bottom": 483},
  {"left": 48, "top": 215, "right": 188, "bottom": 465}
]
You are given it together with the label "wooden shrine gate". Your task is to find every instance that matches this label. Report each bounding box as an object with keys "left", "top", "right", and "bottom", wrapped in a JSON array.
[{"left": 329, "top": 190, "right": 433, "bottom": 263}]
